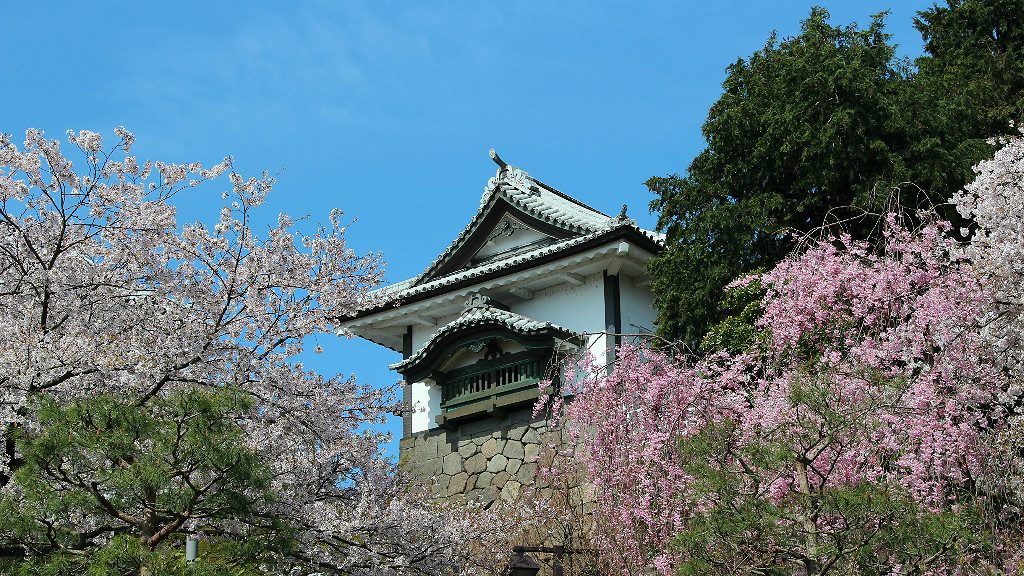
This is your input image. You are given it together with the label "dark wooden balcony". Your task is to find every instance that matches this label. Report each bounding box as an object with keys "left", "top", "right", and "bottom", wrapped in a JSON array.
[{"left": 435, "top": 350, "right": 550, "bottom": 428}]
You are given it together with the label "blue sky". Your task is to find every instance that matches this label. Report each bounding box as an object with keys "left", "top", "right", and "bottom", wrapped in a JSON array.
[{"left": 1, "top": 0, "right": 939, "bottom": 455}]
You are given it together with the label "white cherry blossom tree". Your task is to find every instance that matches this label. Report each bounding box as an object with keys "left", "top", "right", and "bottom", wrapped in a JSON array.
[
  {"left": 0, "top": 128, "right": 512, "bottom": 575},
  {"left": 955, "top": 129, "right": 1024, "bottom": 383}
]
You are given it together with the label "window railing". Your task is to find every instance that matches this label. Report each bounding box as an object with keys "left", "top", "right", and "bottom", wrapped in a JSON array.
[{"left": 438, "top": 350, "right": 549, "bottom": 414}]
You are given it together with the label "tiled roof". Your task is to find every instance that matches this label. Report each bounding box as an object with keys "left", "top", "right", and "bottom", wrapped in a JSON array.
[
  {"left": 374, "top": 222, "right": 664, "bottom": 302},
  {"left": 365, "top": 154, "right": 665, "bottom": 310},
  {"left": 414, "top": 160, "right": 614, "bottom": 285},
  {"left": 389, "top": 298, "right": 578, "bottom": 372}
]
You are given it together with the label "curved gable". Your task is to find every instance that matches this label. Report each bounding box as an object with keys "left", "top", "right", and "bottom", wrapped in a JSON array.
[
  {"left": 390, "top": 296, "right": 579, "bottom": 384},
  {"left": 413, "top": 153, "right": 613, "bottom": 286}
]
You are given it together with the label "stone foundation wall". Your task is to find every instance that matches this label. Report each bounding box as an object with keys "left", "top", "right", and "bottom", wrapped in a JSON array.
[{"left": 399, "top": 407, "right": 552, "bottom": 505}]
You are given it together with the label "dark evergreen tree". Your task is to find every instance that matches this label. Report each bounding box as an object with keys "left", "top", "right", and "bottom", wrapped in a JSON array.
[
  {"left": 648, "top": 3, "right": 1023, "bottom": 345},
  {"left": 916, "top": 0, "right": 1024, "bottom": 135},
  {"left": 0, "top": 389, "right": 290, "bottom": 576}
]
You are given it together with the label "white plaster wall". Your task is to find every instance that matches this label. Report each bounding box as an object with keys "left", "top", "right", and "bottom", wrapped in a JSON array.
[
  {"left": 511, "top": 273, "right": 605, "bottom": 334},
  {"left": 516, "top": 270, "right": 602, "bottom": 352},
  {"left": 410, "top": 311, "right": 461, "bottom": 351},
  {"left": 512, "top": 273, "right": 608, "bottom": 363},
  {"left": 410, "top": 378, "right": 441, "bottom": 433},
  {"left": 620, "top": 277, "right": 657, "bottom": 343}
]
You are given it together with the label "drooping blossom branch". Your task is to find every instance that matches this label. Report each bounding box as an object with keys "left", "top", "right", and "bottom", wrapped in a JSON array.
[{"left": 544, "top": 141, "right": 1024, "bottom": 573}]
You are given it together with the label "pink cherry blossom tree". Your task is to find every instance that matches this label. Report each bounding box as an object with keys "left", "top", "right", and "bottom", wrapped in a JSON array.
[
  {"left": 0, "top": 128, "right": 516, "bottom": 575},
  {"left": 547, "top": 134, "right": 1024, "bottom": 574}
]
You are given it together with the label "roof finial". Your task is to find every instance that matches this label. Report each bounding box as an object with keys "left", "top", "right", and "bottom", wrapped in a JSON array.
[
  {"left": 489, "top": 148, "right": 507, "bottom": 169},
  {"left": 608, "top": 203, "right": 636, "bottom": 229}
]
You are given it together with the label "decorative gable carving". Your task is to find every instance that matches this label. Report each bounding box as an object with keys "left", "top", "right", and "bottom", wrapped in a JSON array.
[{"left": 469, "top": 216, "right": 554, "bottom": 267}]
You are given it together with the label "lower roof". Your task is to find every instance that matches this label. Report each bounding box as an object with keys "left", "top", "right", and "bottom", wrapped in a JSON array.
[{"left": 389, "top": 296, "right": 578, "bottom": 375}]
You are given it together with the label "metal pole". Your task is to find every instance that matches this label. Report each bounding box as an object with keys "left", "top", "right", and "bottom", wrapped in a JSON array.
[{"left": 185, "top": 536, "right": 199, "bottom": 564}]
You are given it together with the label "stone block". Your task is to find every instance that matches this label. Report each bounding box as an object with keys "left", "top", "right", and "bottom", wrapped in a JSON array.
[
  {"left": 448, "top": 472, "right": 469, "bottom": 496},
  {"left": 481, "top": 485, "right": 500, "bottom": 506},
  {"left": 507, "top": 424, "right": 528, "bottom": 441},
  {"left": 422, "top": 435, "right": 440, "bottom": 457},
  {"left": 501, "top": 480, "right": 521, "bottom": 501},
  {"left": 399, "top": 437, "right": 418, "bottom": 453},
  {"left": 481, "top": 438, "right": 499, "bottom": 459},
  {"left": 516, "top": 462, "right": 538, "bottom": 484},
  {"left": 458, "top": 440, "right": 477, "bottom": 458},
  {"left": 503, "top": 440, "right": 525, "bottom": 460},
  {"left": 492, "top": 470, "right": 510, "bottom": 488},
  {"left": 524, "top": 443, "right": 541, "bottom": 463},
  {"left": 418, "top": 457, "right": 442, "bottom": 477},
  {"left": 477, "top": 471, "right": 494, "bottom": 489},
  {"left": 464, "top": 453, "right": 487, "bottom": 475},
  {"left": 487, "top": 454, "right": 508, "bottom": 473},
  {"left": 522, "top": 427, "right": 540, "bottom": 444},
  {"left": 506, "top": 458, "right": 522, "bottom": 475},
  {"left": 442, "top": 452, "right": 463, "bottom": 476}
]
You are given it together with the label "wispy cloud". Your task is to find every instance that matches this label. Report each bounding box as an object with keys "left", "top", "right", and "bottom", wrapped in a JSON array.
[{"left": 116, "top": 3, "right": 507, "bottom": 139}]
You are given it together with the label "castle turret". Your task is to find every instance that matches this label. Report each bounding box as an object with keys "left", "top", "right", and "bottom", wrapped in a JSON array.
[{"left": 342, "top": 153, "right": 663, "bottom": 503}]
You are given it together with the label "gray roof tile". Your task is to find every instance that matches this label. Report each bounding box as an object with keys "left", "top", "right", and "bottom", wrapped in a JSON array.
[
  {"left": 389, "top": 300, "right": 577, "bottom": 372},
  {"left": 414, "top": 164, "right": 613, "bottom": 285}
]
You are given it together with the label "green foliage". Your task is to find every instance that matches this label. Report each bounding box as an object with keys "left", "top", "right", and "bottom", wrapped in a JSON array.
[
  {"left": 648, "top": 3, "right": 1022, "bottom": 343},
  {"left": 670, "top": 414, "right": 989, "bottom": 575},
  {"left": 916, "top": 0, "right": 1024, "bottom": 136},
  {"left": 0, "top": 389, "right": 290, "bottom": 574},
  {"left": 649, "top": 7, "right": 911, "bottom": 343},
  {"left": 1, "top": 535, "right": 274, "bottom": 576},
  {"left": 700, "top": 275, "right": 767, "bottom": 354}
]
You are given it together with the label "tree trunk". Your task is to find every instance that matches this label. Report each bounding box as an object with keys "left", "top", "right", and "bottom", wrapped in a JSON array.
[{"left": 795, "top": 459, "right": 820, "bottom": 576}]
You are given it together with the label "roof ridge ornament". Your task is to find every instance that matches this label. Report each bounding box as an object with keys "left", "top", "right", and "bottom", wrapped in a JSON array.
[
  {"left": 608, "top": 203, "right": 637, "bottom": 228},
  {"left": 464, "top": 293, "right": 494, "bottom": 311},
  {"left": 464, "top": 292, "right": 509, "bottom": 312},
  {"left": 482, "top": 149, "right": 539, "bottom": 203},
  {"left": 489, "top": 148, "right": 507, "bottom": 169}
]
